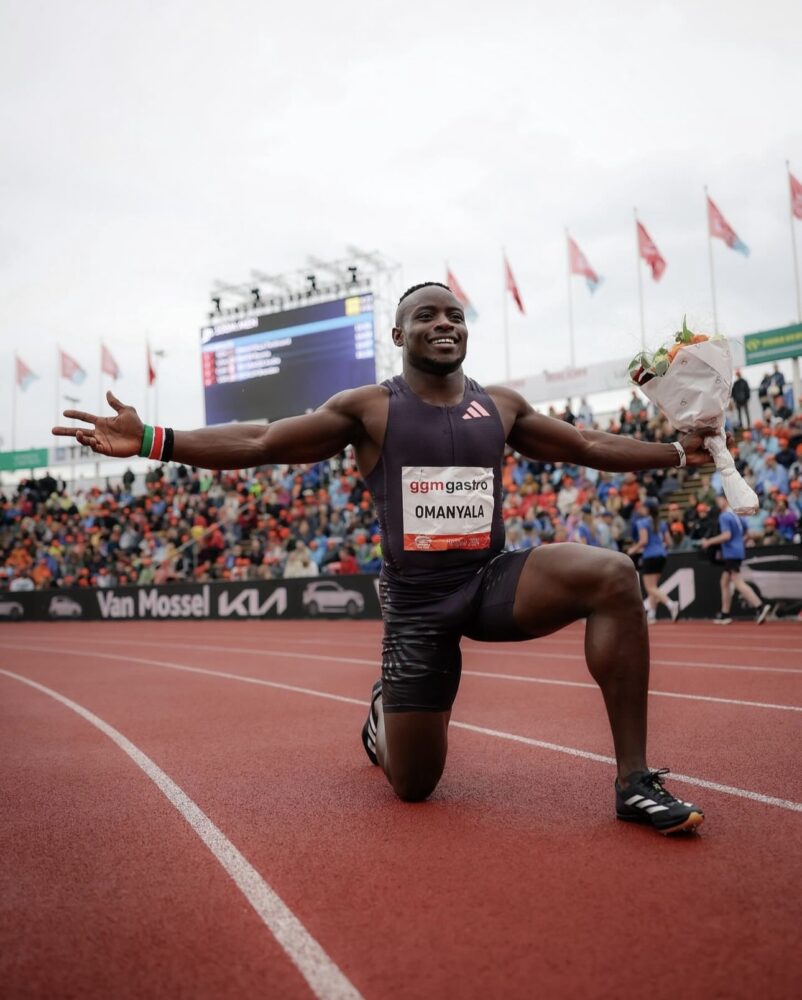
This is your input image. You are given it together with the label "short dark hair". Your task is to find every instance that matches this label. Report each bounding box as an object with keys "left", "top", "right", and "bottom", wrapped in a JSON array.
[
  {"left": 397, "top": 281, "right": 451, "bottom": 306},
  {"left": 395, "top": 281, "right": 454, "bottom": 325}
]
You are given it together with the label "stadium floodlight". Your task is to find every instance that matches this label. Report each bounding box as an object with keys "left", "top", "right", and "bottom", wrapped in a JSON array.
[
  {"left": 211, "top": 297, "right": 222, "bottom": 314},
  {"left": 348, "top": 266, "right": 358, "bottom": 285},
  {"left": 251, "top": 287, "right": 262, "bottom": 307},
  {"left": 306, "top": 274, "right": 317, "bottom": 295}
]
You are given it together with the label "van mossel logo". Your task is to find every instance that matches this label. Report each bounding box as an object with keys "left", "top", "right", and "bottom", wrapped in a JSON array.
[
  {"left": 96, "top": 585, "right": 288, "bottom": 619},
  {"left": 462, "top": 401, "right": 491, "bottom": 420},
  {"left": 414, "top": 535, "right": 433, "bottom": 550}
]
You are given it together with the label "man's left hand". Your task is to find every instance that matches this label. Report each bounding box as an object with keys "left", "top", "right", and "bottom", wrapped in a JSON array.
[{"left": 680, "top": 427, "right": 722, "bottom": 467}]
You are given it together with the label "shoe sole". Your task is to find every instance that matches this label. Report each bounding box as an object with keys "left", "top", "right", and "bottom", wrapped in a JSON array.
[
  {"left": 756, "top": 605, "right": 770, "bottom": 625},
  {"left": 616, "top": 810, "right": 704, "bottom": 835},
  {"left": 660, "top": 811, "right": 704, "bottom": 835},
  {"left": 713, "top": 619, "right": 732, "bottom": 625}
]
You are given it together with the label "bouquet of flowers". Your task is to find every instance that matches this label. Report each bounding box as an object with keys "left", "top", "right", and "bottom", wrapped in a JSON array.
[{"left": 629, "top": 319, "right": 758, "bottom": 514}]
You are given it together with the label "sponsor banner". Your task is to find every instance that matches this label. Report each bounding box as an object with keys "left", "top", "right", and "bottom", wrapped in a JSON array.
[
  {"left": 0, "top": 576, "right": 381, "bottom": 623},
  {"left": 402, "top": 466, "right": 494, "bottom": 551},
  {"left": 743, "top": 323, "right": 802, "bottom": 365},
  {"left": 2, "top": 547, "right": 800, "bottom": 623},
  {"left": 0, "top": 448, "right": 50, "bottom": 472}
]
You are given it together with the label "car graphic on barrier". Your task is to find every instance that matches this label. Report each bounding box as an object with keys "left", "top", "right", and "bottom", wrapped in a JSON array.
[
  {"left": 741, "top": 554, "right": 802, "bottom": 602},
  {"left": 48, "top": 595, "right": 84, "bottom": 619},
  {"left": 0, "top": 599, "right": 24, "bottom": 620},
  {"left": 302, "top": 580, "right": 365, "bottom": 617}
]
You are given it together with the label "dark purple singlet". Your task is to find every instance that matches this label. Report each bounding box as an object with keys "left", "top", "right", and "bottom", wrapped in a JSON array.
[{"left": 365, "top": 375, "right": 530, "bottom": 713}]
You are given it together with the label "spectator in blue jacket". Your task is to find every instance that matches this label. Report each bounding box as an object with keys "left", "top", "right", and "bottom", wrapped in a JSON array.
[{"left": 701, "top": 495, "right": 770, "bottom": 624}]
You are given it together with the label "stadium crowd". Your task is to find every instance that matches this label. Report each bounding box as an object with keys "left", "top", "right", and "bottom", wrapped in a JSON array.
[{"left": 1, "top": 376, "right": 800, "bottom": 592}]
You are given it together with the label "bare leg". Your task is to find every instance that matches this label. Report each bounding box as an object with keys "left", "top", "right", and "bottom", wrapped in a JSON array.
[
  {"left": 643, "top": 573, "right": 672, "bottom": 610},
  {"left": 730, "top": 571, "right": 762, "bottom": 609},
  {"left": 720, "top": 571, "right": 733, "bottom": 614},
  {"left": 512, "top": 545, "right": 648, "bottom": 782},
  {"left": 375, "top": 702, "right": 450, "bottom": 802}
]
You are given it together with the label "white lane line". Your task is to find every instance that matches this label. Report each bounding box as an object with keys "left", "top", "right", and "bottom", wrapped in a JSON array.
[
  {"left": 289, "top": 633, "right": 802, "bottom": 658},
  {"left": 3, "top": 647, "right": 802, "bottom": 815},
  {"left": 6, "top": 639, "right": 801, "bottom": 714},
  {"left": 464, "top": 669, "right": 802, "bottom": 714},
  {"left": 0, "top": 669, "right": 362, "bottom": 1000},
  {"left": 452, "top": 722, "right": 802, "bottom": 814},
  {"left": 56, "top": 633, "right": 802, "bottom": 677}
]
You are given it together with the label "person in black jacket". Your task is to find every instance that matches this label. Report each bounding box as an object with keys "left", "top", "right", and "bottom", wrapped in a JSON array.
[{"left": 731, "top": 370, "right": 751, "bottom": 429}]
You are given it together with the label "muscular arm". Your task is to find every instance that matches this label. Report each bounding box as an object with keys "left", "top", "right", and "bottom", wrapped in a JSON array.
[
  {"left": 171, "top": 398, "right": 359, "bottom": 469},
  {"left": 54, "top": 386, "right": 384, "bottom": 471},
  {"left": 491, "top": 385, "right": 712, "bottom": 471}
]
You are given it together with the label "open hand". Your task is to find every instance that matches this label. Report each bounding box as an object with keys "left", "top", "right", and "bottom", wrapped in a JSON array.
[{"left": 52, "top": 391, "right": 144, "bottom": 458}]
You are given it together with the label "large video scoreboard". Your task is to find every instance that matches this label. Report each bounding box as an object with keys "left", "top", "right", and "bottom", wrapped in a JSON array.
[{"left": 201, "top": 293, "right": 376, "bottom": 424}]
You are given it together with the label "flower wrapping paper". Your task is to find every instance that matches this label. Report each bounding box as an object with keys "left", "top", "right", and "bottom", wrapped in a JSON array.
[{"left": 638, "top": 339, "right": 758, "bottom": 514}]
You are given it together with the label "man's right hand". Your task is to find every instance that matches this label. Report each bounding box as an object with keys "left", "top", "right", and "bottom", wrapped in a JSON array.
[{"left": 52, "top": 391, "right": 144, "bottom": 458}]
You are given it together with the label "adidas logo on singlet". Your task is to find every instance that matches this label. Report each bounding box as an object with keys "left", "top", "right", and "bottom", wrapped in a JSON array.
[{"left": 462, "top": 401, "right": 491, "bottom": 420}]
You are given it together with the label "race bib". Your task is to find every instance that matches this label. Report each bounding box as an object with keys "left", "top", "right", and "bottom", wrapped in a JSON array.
[{"left": 402, "top": 466, "right": 494, "bottom": 551}]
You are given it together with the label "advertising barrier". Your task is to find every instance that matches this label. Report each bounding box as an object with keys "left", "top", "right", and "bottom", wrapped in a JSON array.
[
  {"left": 0, "top": 575, "right": 381, "bottom": 623},
  {"left": 1, "top": 548, "right": 800, "bottom": 624}
]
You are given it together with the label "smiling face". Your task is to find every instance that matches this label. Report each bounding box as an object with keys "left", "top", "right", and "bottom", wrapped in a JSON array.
[{"left": 393, "top": 285, "right": 468, "bottom": 376}]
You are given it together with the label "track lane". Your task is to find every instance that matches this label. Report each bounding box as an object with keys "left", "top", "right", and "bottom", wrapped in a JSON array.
[
  {"left": 10, "top": 624, "right": 802, "bottom": 706},
  {"left": 3, "top": 640, "right": 801, "bottom": 999},
  {"left": 0, "top": 673, "right": 328, "bottom": 1000},
  {"left": 7, "top": 630, "right": 802, "bottom": 803}
]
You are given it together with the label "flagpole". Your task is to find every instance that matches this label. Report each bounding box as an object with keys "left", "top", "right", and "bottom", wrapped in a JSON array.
[
  {"left": 145, "top": 337, "right": 150, "bottom": 426},
  {"left": 704, "top": 186, "right": 719, "bottom": 334},
  {"left": 502, "top": 250, "right": 510, "bottom": 381},
  {"left": 97, "top": 340, "right": 104, "bottom": 481},
  {"left": 565, "top": 229, "right": 575, "bottom": 368},
  {"left": 12, "top": 354, "right": 18, "bottom": 452},
  {"left": 787, "top": 161, "right": 802, "bottom": 409},
  {"left": 634, "top": 209, "right": 646, "bottom": 351},
  {"left": 788, "top": 162, "right": 802, "bottom": 322},
  {"left": 55, "top": 344, "right": 61, "bottom": 436}
]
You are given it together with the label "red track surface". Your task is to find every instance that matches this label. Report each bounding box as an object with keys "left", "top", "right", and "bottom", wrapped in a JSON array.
[{"left": 2, "top": 619, "right": 801, "bottom": 999}]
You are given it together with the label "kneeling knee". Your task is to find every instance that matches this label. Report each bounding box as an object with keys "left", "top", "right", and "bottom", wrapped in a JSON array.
[{"left": 389, "top": 770, "right": 442, "bottom": 803}]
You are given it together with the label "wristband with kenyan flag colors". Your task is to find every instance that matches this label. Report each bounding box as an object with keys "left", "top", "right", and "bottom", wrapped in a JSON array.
[{"left": 138, "top": 424, "right": 174, "bottom": 462}]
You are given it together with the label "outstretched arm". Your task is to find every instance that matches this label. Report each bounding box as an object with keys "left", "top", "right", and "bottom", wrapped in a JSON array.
[
  {"left": 52, "top": 389, "right": 371, "bottom": 470},
  {"left": 492, "top": 386, "right": 715, "bottom": 471}
]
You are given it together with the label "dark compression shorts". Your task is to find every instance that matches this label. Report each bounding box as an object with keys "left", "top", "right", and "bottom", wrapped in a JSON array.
[{"left": 379, "top": 549, "right": 532, "bottom": 714}]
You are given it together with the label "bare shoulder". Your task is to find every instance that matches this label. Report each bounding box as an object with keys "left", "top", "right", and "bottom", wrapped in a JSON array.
[
  {"left": 485, "top": 384, "right": 532, "bottom": 425},
  {"left": 321, "top": 382, "right": 389, "bottom": 418}
]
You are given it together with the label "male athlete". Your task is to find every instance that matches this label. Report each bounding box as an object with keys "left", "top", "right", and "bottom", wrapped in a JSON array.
[{"left": 54, "top": 282, "right": 713, "bottom": 834}]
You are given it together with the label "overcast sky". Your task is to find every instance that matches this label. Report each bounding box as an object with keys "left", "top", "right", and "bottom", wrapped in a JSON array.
[{"left": 2, "top": 0, "right": 801, "bottom": 452}]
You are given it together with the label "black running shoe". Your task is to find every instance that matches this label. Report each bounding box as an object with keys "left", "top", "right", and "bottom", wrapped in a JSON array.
[
  {"left": 755, "top": 603, "right": 770, "bottom": 624},
  {"left": 616, "top": 768, "right": 704, "bottom": 835},
  {"left": 713, "top": 612, "right": 732, "bottom": 625},
  {"left": 361, "top": 680, "right": 382, "bottom": 765}
]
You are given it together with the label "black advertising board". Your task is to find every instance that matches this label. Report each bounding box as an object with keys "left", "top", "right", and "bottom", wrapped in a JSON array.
[{"left": 2, "top": 548, "right": 800, "bottom": 624}]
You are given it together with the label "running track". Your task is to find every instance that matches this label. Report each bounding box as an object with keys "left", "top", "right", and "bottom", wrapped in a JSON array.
[{"left": 2, "top": 619, "right": 801, "bottom": 999}]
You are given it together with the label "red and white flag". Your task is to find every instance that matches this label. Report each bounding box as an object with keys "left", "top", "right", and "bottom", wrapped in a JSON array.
[
  {"left": 504, "top": 256, "right": 525, "bottom": 314},
  {"left": 59, "top": 349, "right": 86, "bottom": 385},
  {"left": 16, "top": 355, "right": 39, "bottom": 391},
  {"left": 636, "top": 221, "right": 667, "bottom": 281},
  {"left": 446, "top": 267, "right": 478, "bottom": 320},
  {"left": 147, "top": 344, "right": 157, "bottom": 386},
  {"left": 790, "top": 170, "right": 802, "bottom": 221},
  {"left": 707, "top": 195, "right": 749, "bottom": 255},
  {"left": 567, "top": 236, "right": 602, "bottom": 292},
  {"left": 101, "top": 343, "right": 120, "bottom": 380}
]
